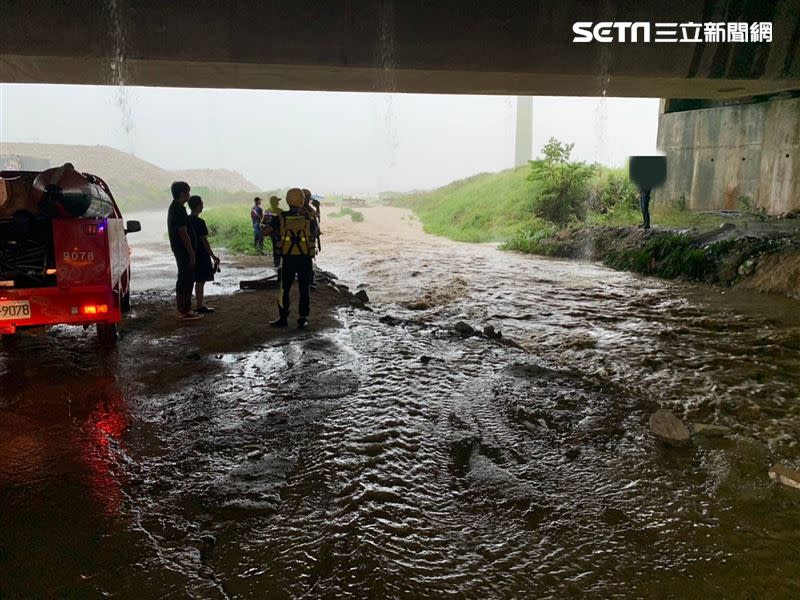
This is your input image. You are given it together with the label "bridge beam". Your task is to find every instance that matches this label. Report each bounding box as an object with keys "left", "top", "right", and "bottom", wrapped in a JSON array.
[{"left": 1, "top": 0, "right": 799, "bottom": 98}]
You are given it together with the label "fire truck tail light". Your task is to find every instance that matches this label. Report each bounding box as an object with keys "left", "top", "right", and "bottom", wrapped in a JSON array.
[{"left": 81, "top": 304, "right": 108, "bottom": 315}]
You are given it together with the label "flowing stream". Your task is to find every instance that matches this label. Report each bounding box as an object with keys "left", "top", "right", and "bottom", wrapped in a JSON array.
[{"left": 1, "top": 206, "right": 799, "bottom": 598}]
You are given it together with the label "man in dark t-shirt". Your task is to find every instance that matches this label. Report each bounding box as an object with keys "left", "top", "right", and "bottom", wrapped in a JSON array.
[{"left": 167, "top": 181, "right": 201, "bottom": 320}]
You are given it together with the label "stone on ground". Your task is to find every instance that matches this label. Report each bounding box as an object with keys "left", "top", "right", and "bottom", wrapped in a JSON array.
[
  {"left": 693, "top": 423, "right": 731, "bottom": 437},
  {"left": 769, "top": 464, "right": 800, "bottom": 490},
  {"left": 649, "top": 409, "right": 691, "bottom": 447}
]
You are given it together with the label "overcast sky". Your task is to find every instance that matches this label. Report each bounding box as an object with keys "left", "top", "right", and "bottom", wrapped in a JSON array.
[{"left": 0, "top": 84, "right": 659, "bottom": 194}]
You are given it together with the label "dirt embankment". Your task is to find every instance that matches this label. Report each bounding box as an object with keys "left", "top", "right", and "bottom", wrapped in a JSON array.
[{"left": 528, "top": 220, "right": 800, "bottom": 300}]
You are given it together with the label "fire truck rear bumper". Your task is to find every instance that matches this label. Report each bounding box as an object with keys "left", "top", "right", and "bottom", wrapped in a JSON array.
[{"left": 0, "top": 286, "right": 121, "bottom": 334}]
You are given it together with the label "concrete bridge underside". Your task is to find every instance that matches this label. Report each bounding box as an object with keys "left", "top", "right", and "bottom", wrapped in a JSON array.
[{"left": 1, "top": 0, "right": 800, "bottom": 98}]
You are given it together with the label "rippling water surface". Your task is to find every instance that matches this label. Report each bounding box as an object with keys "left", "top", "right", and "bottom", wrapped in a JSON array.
[{"left": 1, "top": 207, "right": 799, "bottom": 598}]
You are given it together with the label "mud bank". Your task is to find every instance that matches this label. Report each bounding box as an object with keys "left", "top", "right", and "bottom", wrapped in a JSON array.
[{"left": 524, "top": 221, "right": 800, "bottom": 300}]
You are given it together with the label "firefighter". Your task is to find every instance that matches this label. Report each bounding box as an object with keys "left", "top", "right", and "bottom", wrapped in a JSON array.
[
  {"left": 264, "top": 188, "right": 318, "bottom": 329},
  {"left": 301, "top": 188, "right": 322, "bottom": 289}
]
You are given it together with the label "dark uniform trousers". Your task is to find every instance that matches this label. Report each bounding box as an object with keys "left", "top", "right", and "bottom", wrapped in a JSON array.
[
  {"left": 175, "top": 253, "right": 195, "bottom": 314},
  {"left": 278, "top": 255, "right": 313, "bottom": 318}
]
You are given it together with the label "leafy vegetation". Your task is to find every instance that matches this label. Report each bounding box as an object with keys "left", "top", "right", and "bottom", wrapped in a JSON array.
[
  {"left": 202, "top": 204, "right": 271, "bottom": 256},
  {"left": 398, "top": 137, "right": 734, "bottom": 258},
  {"left": 604, "top": 234, "right": 715, "bottom": 280},
  {"left": 739, "top": 194, "right": 768, "bottom": 221},
  {"left": 528, "top": 139, "right": 595, "bottom": 225}
]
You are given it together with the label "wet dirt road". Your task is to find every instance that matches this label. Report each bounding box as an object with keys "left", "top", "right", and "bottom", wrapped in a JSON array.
[{"left": 2, "top": 207, "right": 800, "bottom": 599}]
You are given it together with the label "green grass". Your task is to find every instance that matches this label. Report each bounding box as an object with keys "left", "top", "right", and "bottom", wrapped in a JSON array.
[
  {"left": 202, "top": 204, "right": 271, "bottom": 256},
  {"left": 395, "top": 164, "right": 738, "bottom": 254},
  {"left": 587, "top": 203, "right": 732, "bottom": 230},
  {"left": 329, "top": 207, "right": 365, "bottom": 222},
  {"left": 394, "top": 167, "right": 543, "bottom": 242}
]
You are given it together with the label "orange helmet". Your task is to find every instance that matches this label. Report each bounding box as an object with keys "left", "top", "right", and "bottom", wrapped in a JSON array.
[{"left": 286, "top": 188, "right": 304, "bottom": 208}]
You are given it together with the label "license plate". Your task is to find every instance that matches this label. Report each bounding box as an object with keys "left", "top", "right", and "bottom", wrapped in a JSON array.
[{"left": 0, "top": 300, "right": 31, "bottom": 320}]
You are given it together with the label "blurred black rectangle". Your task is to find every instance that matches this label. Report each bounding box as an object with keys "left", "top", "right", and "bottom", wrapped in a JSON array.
[{"left": 629, "top": 155, "right": 667, "bottom": 190}]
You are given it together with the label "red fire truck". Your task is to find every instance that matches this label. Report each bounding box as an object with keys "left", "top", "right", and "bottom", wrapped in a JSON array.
[{"left": 0, "top": 165, "right": 141, "bottom": 347}]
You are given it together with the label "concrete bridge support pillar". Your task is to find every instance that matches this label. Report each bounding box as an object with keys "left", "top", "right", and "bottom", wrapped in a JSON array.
[
  {"left": 514, "top": 96, "right": 533, "bottom": 167},
  {"left": 656, "top": 94, "right": 800, "bottom": 215}
]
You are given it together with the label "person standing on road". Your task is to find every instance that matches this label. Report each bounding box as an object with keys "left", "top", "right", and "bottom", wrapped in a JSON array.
[
  {"left": 188, "top": 195, "right": 220, "bottom": 314},
  {"left": 266, "top": 195, "right": 282, "bottom": 272},
  {"left": 639, "top": 187, "right": 652, "bottom": 230},
  {"left": 251, "top": 197, "right": 265, "bottom": 253},
  {"left": 167, "top": 181, "right": 201, "bottom": 321},
  {"left": 301, "top": 188, "right": 321, "bottom": 289},
  {"left": 263, "top": 188, "right": 318, "bottom": 329}
]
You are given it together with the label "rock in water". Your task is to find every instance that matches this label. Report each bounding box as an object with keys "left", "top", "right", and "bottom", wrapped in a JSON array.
[
  {"left": 769, "top": 464, "right": 800, "bottom": 490},
  {"left": 649, "top": 409, "right": 691, "bottom": 447},
  {"left": 483, "top": 325, "right": 502, "bottom": 340},
  {"left": 454, "top": 321, "right": 475, "bottom": 337},
  {"left": 354, "top": 290, "right": 369, "bottom": 303},
  {"left": 693, "top": 423, "right": 731, "bottom": 437}
]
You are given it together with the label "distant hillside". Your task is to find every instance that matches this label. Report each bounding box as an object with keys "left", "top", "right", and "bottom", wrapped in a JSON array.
[{"left": 0, "top": 142, "right": 261, "bottom": 210}]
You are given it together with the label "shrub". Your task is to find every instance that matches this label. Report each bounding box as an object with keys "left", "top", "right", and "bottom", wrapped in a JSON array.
[
  {"left": 589, "top": 169, "right": 639, "bottom": 214},
  {"left": 502, "top": 222, "right": 559, "bottom": 254},
  {"left": 739, "top": 194, "right": 768, "bottom": 221},
  {"left": 203, "top": 204, "right": 271, "bottom": 255},
  {"left": 528, "top": 138, "right": 595, "bottom": 225}
]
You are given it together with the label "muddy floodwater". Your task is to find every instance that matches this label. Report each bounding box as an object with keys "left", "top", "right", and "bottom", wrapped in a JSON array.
[{"left": 2, "top": 207, "right": 799, "bottom": 599}]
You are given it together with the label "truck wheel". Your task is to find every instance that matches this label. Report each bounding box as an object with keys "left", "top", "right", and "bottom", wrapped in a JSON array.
[
  {"left": 1, "top": 333, "right": 20, "bottom": 350},
  {"left": 97, "top": 323, "right": 118, "bottom": 347},
  {"left": 121, "top": 291, "right": 131, "bottom": 313}
]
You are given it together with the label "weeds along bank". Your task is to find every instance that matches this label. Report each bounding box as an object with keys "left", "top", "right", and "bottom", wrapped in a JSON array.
[
  {"left": 396, "top": 139, "right": 724, "bottom": 247},
  {"left": 203, "top": 204, "right": 271, "bottom": 255},
  {"left": 397, "top": 138, "right": 800, "bottom": 300},
  {"left": 532, "top": 224, "right": 800, "bottom": 300}
]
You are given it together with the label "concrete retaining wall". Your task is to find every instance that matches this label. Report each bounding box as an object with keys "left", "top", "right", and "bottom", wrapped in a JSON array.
[{"left": 656, "top": 97, "right": 800, "bottom": 214}]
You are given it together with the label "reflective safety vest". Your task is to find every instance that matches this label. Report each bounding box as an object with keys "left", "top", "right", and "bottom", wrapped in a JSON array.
[{"left": 277, "top": 212, "right": 316, "bottom": 256}]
